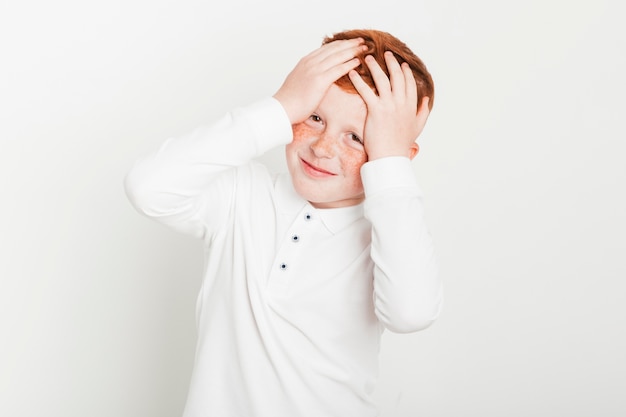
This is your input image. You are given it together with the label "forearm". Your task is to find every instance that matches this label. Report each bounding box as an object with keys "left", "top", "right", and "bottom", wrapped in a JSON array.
[
  {"left": 362, "top": 157, "right": 443, "bottom": 333},
  {"left": 124, "top": 97, "right": 292, "bottom": 236}
]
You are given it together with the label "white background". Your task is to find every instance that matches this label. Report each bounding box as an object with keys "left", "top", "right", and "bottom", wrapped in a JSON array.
[{"left": 1, "top": 1, "right": 624, "bottom": 416}]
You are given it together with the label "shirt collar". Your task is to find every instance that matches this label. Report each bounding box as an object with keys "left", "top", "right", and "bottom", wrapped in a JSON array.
[{"left": 274, "top": 173, "right": 365, "bottom": 234}]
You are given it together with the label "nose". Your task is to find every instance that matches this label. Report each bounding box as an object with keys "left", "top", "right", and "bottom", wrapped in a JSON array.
[{"left": 310, "top": 131, "right": 336, "bottom": 158}]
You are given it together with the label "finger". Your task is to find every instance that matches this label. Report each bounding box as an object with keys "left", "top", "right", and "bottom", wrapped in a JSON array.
[
  {"left": 402, "top": 62, "right": 418, "bottom": 107},
  {"left": 324, "top": 57, "right": 362, "bottom": 83},
  {"left": 416, "top": 96, "right": 430, "bottom": 126},
  {"left": 384, "top": 51, "right": 405, "bottom": 96},
  {"left": 364, "top": 55, "right": 391, "bottom": 98},
  {"left": 298, "top": 39, "right": 362, "bottom": 72},
  {"left": 311, "top": 38, "right": 364, "bottom": 63},
  {"left": 319, "top": 44, "right": 366, "bottom": 74},
  {"left": 348, "top": 69, "right": 378, "bottom": 103}
]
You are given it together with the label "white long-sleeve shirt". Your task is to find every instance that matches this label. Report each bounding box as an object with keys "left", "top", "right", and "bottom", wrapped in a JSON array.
[{"left": 124, "top": 97, "right": 442, "bottom": 417}]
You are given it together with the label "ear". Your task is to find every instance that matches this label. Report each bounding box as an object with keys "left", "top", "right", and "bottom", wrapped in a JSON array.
[{"left": 408, "top": 142, "right": 420, "bottom": 160}]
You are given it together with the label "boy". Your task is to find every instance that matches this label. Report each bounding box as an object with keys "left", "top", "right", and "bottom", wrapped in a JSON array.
[{"left": 125, "top": 29, "right": 442, "bottom": 417}]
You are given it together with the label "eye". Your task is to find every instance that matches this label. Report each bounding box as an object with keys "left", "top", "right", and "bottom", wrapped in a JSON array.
[
  {"left": 309, "top": 114, "right": 322, "bottom": 123},
  {"left": 350, "top": 133, "right": 363, "bottom": 145}
]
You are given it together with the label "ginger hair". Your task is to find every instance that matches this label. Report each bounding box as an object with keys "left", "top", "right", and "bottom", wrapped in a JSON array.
[{"left": 323, "top": 29, "right": 434, "bottom": 112}]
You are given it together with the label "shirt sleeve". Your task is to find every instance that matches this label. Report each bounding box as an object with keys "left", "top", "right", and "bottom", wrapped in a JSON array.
[
  {"left": 124, "top": 97, "right": 293, "bottom": 239},
  {"left": 360, "top": 156, "right": 443, "bottom": 333}
]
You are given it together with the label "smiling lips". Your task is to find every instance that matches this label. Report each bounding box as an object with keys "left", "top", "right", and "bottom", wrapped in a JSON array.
[{"left": 300, "top": 158, "right": 336, "bottom": 178}]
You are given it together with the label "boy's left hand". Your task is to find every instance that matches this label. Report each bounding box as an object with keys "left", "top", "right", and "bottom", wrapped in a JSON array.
[{"left": 349, "top": 52, "right": 430, "bottom": 161}]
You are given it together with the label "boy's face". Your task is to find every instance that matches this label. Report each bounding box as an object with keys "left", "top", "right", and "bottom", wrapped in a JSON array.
[{"left": 286, "top": 84, "right": 368, "bottom": 208}]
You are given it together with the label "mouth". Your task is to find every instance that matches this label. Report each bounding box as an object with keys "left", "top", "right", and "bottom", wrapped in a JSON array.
[{"left": 300, "top": 158, "right": 336, "bottom": 178}]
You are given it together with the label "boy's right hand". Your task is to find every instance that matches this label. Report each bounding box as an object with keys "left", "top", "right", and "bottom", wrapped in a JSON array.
[{"left": 273, "top": 38, "right": 366, "bottom": 125}]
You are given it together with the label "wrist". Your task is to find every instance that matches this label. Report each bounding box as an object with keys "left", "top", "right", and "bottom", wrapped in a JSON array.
[
  {"left": 361, "top": 156, "right": 420, "bottom": 196},
  {"left": 366, "top": 148, "right": 412, "bottom": 161},
  {"left": 366, "top": 140, "right": 419, "bottom": 161},
  {"left": 273, "top": 92, "right": 300, "bottom": 125}
]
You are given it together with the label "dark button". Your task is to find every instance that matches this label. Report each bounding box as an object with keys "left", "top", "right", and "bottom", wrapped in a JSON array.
[
  {"left": 291, "top": 235, "right": 299, "bottom": 242},
  {"left": 279, "top": 263, "right": 288, "bottom": 270},
  {"left": 304, "top": 213, "right": 312, "bottom": 221}
]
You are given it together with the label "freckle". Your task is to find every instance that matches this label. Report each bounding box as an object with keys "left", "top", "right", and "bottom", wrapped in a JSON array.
[
  {"left": 293, "top": 123, "right": 317, "bottom": 141},
  {"left": 340, "top": 150, "right": 367, "bottom": 173}
]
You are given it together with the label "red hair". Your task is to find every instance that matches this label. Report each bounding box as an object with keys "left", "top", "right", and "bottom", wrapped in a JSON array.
[{"left": 323, "top": 29, "right": 434, "bottom": 112}]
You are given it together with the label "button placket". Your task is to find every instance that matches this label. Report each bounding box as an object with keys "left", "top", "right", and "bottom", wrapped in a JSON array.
[
  {"left": 268, "top": 208, "right": 316, "bottom": 292},
  {"left": 291, "top": 209, "right": 315, "bottom": 245}
]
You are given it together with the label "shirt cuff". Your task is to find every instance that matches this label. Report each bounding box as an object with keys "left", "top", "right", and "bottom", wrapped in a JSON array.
[
  {"left": 239, "top": 97, "right": 293, "bottom": 155},
  {"left": 360, "top": 156, "right": 422, "bottom": 197}
]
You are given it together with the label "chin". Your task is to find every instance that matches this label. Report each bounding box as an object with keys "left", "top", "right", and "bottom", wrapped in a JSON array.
[{"left": 296, "top": 186, "right": 364, "bottom": 209}]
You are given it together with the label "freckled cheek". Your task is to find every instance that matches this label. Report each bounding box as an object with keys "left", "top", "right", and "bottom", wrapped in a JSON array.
[
  {"left": 291, "top": 123, "right": 318, "bottom": 145},
  {"left": 341, "top": 150, "right": 367, "bottom": 183},
  {"left": 287, "top": 124, "right": 308, "bottom": 159}
]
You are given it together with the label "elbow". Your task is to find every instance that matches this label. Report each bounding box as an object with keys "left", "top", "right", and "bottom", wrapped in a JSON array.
[
  {"left": 124, "top": 167, "right": 143, "bottom": 211},
  {"left": 377, "top": 294, "right": 443, "bottom": 334},
  {"left": 124, "top": 165, "right": 155, "bottom": 214}
]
